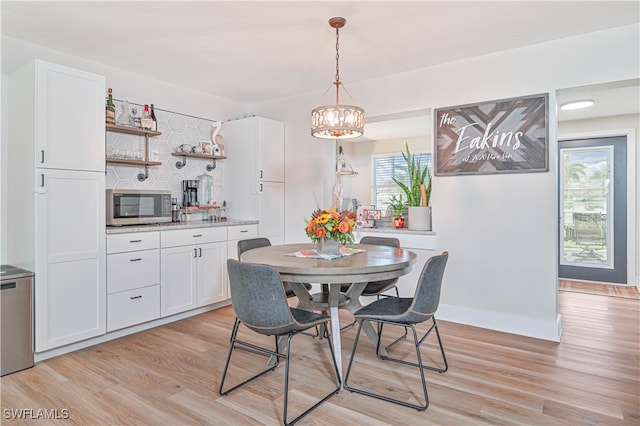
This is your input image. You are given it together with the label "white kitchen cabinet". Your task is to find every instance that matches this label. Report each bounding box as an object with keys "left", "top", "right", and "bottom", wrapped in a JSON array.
[
  {"left": 33, "top": 170, "right": 106, "bottom": 350},
  {"left": 222, "top": 116, "right": 285, "bottom": 243},
  {"left": 7, "top": 59, "right": 106, "bottom": 353},
  {"left": 226, "top": 224, "right": 259, "bottom": 261},
  {"left": 106, "top": 232, "right": 160, "bottom": 332},
  {"left": 35, "top": 60, "right": 105, "bottom": 172},
  {"left": 160, "top": 227, "right": 227, "bottom": 317},
  {"left": 226, "top": 224, "right": 259, "bottom": 295}
]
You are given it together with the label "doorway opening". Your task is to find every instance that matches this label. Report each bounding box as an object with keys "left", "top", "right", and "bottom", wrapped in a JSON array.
[{"left": 558, "top": 136, "right": 627, "bottom": 284}]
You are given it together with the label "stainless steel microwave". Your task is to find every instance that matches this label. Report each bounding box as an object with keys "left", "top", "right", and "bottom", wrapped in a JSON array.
[{"left": 106, "top": 189, "right": 172, "bottom": 226}]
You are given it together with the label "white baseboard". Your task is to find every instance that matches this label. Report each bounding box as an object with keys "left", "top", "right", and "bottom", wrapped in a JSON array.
[
  {"left": 437, "top": 303, "right": 562, "bottom": 342},
  {"left": 34, "top": 300, "right": 231, "bottom": 362}
]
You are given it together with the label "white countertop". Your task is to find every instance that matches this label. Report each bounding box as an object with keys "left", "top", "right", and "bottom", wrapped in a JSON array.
[
  {"left": 106, "top": 219, "right": 259, "bottom": 234},
  {"left": 354, "top": 226, "right": 435, "bottom": 236}
]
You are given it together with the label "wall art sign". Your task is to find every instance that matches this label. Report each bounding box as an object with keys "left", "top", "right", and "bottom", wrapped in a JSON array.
[{"left": 434, "top": 93, "right": 549, "bottom": 176}]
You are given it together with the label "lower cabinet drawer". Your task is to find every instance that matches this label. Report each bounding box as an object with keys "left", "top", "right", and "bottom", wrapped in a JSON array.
[
  {"left": 107, "top": 285, "right": 160, "bottom": 332},
  {"left": 227, "top": 224, "right": 258, "bottom": 240},
  {"left": 107, "top": 250, "right": 160, "bottom": 294}
]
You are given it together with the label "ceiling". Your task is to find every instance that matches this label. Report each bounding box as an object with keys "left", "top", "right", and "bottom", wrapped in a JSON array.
[{"left": 2, "top": 1, "right": 638, "bottom": 106}]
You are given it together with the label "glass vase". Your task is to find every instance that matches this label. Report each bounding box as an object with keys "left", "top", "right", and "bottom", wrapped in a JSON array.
[{"left": 317, "top": 237, "right": 340, "bottom": 255}]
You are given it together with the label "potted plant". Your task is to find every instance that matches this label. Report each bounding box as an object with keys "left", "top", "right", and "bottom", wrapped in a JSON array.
[
  {"left": 388, "top": 194, "right": 406, "bottom": 229},
  {"left": 392, "top": 143, "right": 432, "bottom": 231}
]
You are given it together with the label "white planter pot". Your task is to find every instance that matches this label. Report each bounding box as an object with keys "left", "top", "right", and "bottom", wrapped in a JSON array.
[{"left": 408, "top": 206, "right": 432, "bottom": 231}]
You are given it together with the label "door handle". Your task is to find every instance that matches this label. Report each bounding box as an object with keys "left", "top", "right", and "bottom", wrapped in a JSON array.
[
  {"left": 129, "top": 258, "right": 142, "bottom": 262},
  {"left": 1, "top": 282, "right": 16, "bottom": 290},
  {"left": 129, "top": 295, "right": 142, "bottom": 300},
  {"left": 41, "top": 150, "right": 45, "bottom": 164},
  {"left": 198, "top": 248, "right": 202, "bottom": 257},
  {"left": 194, "top": 248, "right": 198, "bottom": 258}
]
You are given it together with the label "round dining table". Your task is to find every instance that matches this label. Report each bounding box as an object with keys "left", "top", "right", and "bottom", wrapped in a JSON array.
[{"left": 240, "top": 242, "right": 417, "bottom": 380}]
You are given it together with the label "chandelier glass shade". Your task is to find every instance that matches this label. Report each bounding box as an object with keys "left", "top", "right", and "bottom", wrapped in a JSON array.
[{"left": 311, "top": 17, "right": 364, "bottom": 139}]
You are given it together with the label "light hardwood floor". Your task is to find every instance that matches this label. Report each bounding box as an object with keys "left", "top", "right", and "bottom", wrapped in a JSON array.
[{"left": 2, "top": 288, "right": 639, "bottom": 425}]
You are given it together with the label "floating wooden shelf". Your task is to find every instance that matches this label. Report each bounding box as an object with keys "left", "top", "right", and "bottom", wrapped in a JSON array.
[
  {"left": 106, "top": 123, "right": 162, "bottom": 181},
  {"left": 106, "top": 123, "right": 161, "bottom": 137},
  {"left": 106, "top": 157, "right": 162, "bottom": 167},
  {"left": 171, "top": 152, "right": 227, "bottom": 160},
  {"left": 183, "top": 205, "right": 220, "bottom": 211}
]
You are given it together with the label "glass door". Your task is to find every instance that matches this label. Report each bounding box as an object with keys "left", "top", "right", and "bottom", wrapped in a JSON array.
[{"left": 558, "top": 136, "right": 627, "bottom": 284}]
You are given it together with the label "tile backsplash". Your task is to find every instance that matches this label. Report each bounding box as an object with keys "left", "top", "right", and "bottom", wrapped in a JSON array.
[{"left": 106, "top": 102, "right": 225, "bottom": 206}]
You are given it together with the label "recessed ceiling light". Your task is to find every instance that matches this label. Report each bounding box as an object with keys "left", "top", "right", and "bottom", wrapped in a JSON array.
[{"left": 560, "top": 100, "right": 595, "bottom": 111}]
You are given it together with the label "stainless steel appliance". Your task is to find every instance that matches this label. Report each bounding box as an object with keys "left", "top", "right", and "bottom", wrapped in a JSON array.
[
  {"left": 106, "top": 189, "right": 172, "bottom": 226},
  {"left": 1, "top": 265, "right": 34, "bottom": 376},
  {"left": 182, "top": 180, "right": 200, "bottom": 207}
]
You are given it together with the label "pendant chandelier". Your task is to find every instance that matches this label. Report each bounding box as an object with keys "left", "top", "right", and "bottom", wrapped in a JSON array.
[{"left": 311, "top": 17, "right": 365, "bottom": 139}]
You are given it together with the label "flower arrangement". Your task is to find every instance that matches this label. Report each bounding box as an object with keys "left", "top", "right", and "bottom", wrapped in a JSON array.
[{"left": 305, "top": 208, "right": 357, "bottom": 246}]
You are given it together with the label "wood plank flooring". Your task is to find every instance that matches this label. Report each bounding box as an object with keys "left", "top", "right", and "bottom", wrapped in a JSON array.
[
  {"left": 2, "top": 288, "right": 638, "bottom": 425},
  {"left": 559, "top": 279, "right": 640, "bottom": 299}
]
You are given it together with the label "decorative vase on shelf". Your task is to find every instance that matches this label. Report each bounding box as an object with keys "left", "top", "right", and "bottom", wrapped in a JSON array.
[
  {"left": 317, "top": 237, "right": 340, "bottom": 255},
  {"left": 394, "top": 216, "right": 405, "bottom": 229}
]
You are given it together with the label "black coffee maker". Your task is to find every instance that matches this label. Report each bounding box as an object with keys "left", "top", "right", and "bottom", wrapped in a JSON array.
[{"left": 182, "top": 180, "right": 199, "bottom": 206}]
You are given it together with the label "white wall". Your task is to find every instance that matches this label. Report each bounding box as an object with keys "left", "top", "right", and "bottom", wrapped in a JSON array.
[{"left": 253, "top": 24, "right": 639, "bottom": 341}]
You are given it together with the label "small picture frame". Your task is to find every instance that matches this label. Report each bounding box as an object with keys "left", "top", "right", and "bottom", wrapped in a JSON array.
[{"left": 200, "top": 140, "right": 213, "bottom": 155}]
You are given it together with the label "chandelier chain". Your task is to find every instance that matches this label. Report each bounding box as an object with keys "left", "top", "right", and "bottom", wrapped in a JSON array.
[{"left": 335, "top": 25, "right": 340, "bottom": 83}]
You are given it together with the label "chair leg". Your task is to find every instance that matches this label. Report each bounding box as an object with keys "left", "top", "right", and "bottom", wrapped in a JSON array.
[
  {"left": 282, "top": 326, "right": 341, "bottom": 426},
  {"left": 218, "top": 318, "right": 280, "bottom": 396},
  {"left": 345, "top": 317, "right": 448, "bottom": 411}
]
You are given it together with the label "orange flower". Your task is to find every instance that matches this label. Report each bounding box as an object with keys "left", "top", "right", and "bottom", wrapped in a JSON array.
[
  {"left": 315, "top": 227, "right": 327, "bottom": 238},
  {"left": 338, "top": 221, "right": 350, "bottom": 233}
]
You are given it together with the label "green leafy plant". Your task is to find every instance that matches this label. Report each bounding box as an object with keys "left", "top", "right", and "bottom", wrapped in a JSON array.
[
  {"left": 392, "top": 143, "right": 432, "bottom": 207},
  {"left": 387, "top": 194, "right": 406, "bottom": 218}
]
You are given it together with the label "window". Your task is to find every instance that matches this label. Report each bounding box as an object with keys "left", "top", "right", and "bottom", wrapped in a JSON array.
[{"left": 371, "top": 152, "right": 432, "bottom": 216}]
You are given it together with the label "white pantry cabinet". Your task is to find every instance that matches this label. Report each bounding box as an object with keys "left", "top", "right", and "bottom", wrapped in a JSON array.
[
  {"left": 160, "top": 227, "right": 228, "bottom": 317},
  {"left": 7, "top": 59, "right": 107, "bottom": 352},
  {"left": 35, "top": 60, "right": 105, "bottom": 172},
  {"left": 222, "top": 117, "right": 285, "bottom": 244}
]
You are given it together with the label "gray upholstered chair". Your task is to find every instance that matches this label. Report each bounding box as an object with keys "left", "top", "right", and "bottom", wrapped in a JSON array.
[
  {"left": 344, "top": 251, "right": 449, "bottom": 411},
  {"left": 340, "top": 236, "right": 401, "bottom": 297},
  {"left": 220, "top": 259, "right": 341, "bottom": 425},
  {"left": 237, "top": 238, "right": 312, "bottom": 297}
]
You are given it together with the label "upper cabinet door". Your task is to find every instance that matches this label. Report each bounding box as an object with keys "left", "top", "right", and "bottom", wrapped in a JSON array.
[
  {"left": 35, "top": 60, "right": 105, "bottom": 172},
  {"left": 256, "top": 117, "right": 284, "bottom": 182}
]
